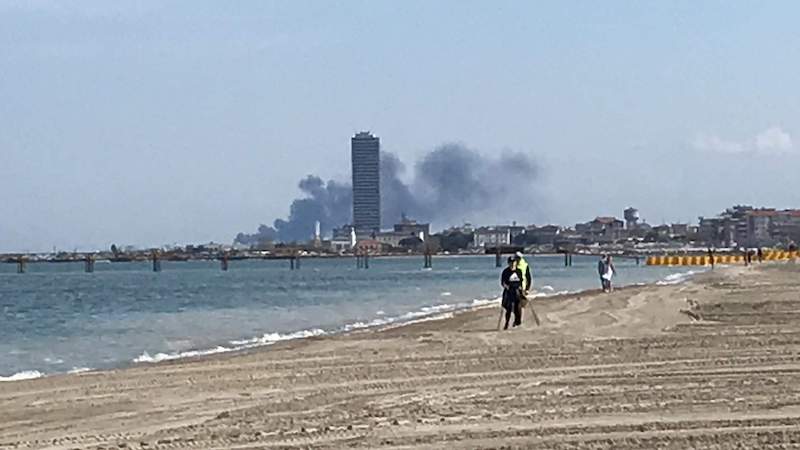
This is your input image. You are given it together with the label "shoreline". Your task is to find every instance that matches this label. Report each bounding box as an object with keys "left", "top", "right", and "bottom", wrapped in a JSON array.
[
  {"left": 0, "top": 266, "right": 704, "bottom": 383},
  {"left": 6, "top": 264, "right": 800, "bottom": 448}
]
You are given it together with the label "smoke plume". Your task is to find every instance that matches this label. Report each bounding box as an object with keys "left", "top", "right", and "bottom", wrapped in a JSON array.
[{"left": 235, "top": 143, "right": 539, "bottom": 243}]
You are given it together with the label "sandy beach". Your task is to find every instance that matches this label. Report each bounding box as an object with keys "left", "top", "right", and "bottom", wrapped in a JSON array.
[{"left": 2, "top": 263, "right": 800, "bottom": 449}]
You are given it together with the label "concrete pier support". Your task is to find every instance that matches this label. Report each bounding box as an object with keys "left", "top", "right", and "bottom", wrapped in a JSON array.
[
  {"left": 356, "top": 252, "right": 369, "bottom": 269},
  {"left": 423, "top": 252, "right": 432, "bottom": 268},
  {"left": 152, "top": 252, "right": 161, "bottom": 272}
]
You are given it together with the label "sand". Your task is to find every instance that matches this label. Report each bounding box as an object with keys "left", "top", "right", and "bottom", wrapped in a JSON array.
[{"left": 2, "top": 263, "right": 800, "bottom": 449}]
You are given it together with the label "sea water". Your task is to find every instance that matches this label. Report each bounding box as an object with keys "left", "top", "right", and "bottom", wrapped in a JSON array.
[{"left": 0, "top": 255, "right": 695, "bottom": 379}]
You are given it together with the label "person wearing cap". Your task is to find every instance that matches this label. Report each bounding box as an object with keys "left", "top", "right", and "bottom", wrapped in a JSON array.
[
  {"left": 515, "top": 251, "right": 532, "bottom": 295},
  {"left": 500, "top": 256, "right": 524, "bottom": 329}
]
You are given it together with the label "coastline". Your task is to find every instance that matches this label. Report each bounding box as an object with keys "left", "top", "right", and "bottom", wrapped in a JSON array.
[
  {"left": 0, "top": 266, "right": 702, "bottom": 383},
  {"left": 11, "top": 264, "right": 792, "bottom": 448}
]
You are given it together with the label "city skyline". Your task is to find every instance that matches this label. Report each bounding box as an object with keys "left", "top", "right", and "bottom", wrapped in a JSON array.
[{"left": 2, "top": 2, "right": 800, "bottom": 252}]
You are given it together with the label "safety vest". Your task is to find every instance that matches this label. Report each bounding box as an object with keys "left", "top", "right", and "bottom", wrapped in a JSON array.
[{"left": 517, "top": 257, "right": 529, "bottom": 290}]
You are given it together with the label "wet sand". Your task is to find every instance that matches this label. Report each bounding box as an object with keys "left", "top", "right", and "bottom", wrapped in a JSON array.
[{"left": 2, "top": 263, "right": 800, "bottom": 449}]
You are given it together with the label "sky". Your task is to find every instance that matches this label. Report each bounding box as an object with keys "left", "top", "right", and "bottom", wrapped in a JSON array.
[{"left": 2, "top": 1, "right": 800, "bottom": 252}]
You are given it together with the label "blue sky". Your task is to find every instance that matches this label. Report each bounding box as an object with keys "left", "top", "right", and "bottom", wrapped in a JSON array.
[{"left": 2, "top": 1, "right": 799, "bottom": 251}]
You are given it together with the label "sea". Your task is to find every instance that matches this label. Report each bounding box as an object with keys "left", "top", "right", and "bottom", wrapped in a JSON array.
[{"left": 0, "top": 255, "right": 698, "bottom": 381}]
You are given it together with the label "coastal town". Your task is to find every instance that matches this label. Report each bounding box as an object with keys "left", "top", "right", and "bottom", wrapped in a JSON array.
[
  {"left": 3, "top": 204, "right": 799, "bottom": 266},
  {"left": 6, "top": 130, "right": 797, "bottom": 266}
]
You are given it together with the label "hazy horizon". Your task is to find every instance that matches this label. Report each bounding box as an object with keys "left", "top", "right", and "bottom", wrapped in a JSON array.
[{"left": 2, "top": 1, "right": 800, "bottom": 253}]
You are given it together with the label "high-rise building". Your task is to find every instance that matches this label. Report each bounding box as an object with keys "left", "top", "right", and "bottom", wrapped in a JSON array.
[{"left": 351, "top": 131, "right": 381, "bottom": 233}]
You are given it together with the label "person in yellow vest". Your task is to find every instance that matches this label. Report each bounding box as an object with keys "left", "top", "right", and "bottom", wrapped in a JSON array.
[{"left": 515, "top": 251, "right": 532, "bottom": 295}]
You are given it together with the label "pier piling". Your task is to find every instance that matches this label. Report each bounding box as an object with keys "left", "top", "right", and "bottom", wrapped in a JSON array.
[
  {"left": 17, "top": 258, "right": 26, "bottom": 274},
  {"left": 355, "top": 251, "right": 369, "bottom": 269},
  {"left": 220, "top": 254, "right": 229, "bottom": 271},
  {"left": 152, "top": 252, "right": 161, "bottom": 272},
  {"left": 84, "top": 254, "right": 95, "bottom": 273}
]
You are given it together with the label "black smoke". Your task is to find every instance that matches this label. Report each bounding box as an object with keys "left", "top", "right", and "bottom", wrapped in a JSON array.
[
  {"left": 273, "top": 176, "right": 352, "bottom": 242},
  {"left": 380, "top": 152, "right": 419, "bottom": 226},
  {"left": 235, "top": 143, "right": 539, "bottom": 243},
  {"left": 411, "top": 144, "right": 539, "bottom": 222}
]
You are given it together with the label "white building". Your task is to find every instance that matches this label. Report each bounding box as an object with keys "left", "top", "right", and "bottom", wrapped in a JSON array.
[{"left": 473, "top": 227, "right": 511, "bottom": 248}]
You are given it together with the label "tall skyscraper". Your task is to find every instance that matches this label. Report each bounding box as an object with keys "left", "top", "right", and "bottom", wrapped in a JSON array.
[{"left": 351, "top": 131, "right": 381, "bottom": 234}]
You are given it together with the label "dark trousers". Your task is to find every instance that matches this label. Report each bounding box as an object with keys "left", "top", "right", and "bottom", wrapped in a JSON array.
[{"left": 504, "top": 299, "right": 522, "bottom": 329}]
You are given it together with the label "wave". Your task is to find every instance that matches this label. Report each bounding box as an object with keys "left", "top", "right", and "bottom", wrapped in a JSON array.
[
  {"left": 134, "top": 345, "right": 237, "bottom": 363},
  {"left": 16, "top": 270, "right": 702, "bottom": 377},
  {"left": 656, "top": 269, "right": 703, "bottom": 285},
  {"left": 228, "top": 328, "right": 326, "bottom": 347},
  {"left": 0, "top": 370, "right": 43, "bottom": 382},
  {"left": 133, "top": 297, "right": 501, "bottom": 365},
  {"left": 133, "top": 285, "right": 632, "bottom": 366}
]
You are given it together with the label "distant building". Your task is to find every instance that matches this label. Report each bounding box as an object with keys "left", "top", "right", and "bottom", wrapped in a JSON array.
[
  {"left": 747, "top": 210, "right": 773, "bottom": 244},
  {"left": 312, "top": 221, "right": 322, "bottom": 248},
  {"left": 330, "top": 225, "right": 355, "bottom": 252},
  {"left": 393, "top": 215, "right": 430, "bottom": 238},
  {"left": 473, "top": 227, "right": 512, "bottom": 248},
  {"left": 374, "top": 231, "right": 411, "bottom": 248},
  {"left": 526, "top": 225, "right": 561, "bottom": 245},
  {"left": 624, "top": 207, "right": 640, "bottom": 230},
  {"left": 693, "top": 205, "right": 800, "bottom": 247},
  {"left": 444, "top": 223, "right": 475, "bottom": 234},
  {"left": 508, "top": 224, "right": 527, "bottom": 242},
  {"left": 769, "top": 210, "right": 800, "bottom": 244},
  {"left": 578, "top": 217, "right": 625, "bottom": 243},
  {"left": 351, "top": 132, "right": 381, "bottom": 234},
  {"left": 375, "top": 216, "right": 431, "bottom": 249},
  {"left": 652, "top": 224, "right": 671, "bottom": 237},
  {"left": 670, "top": 223, "right": 689, "bottom": 237},
  {"left": 354, "top": 239, "right": 382, "bottom": 254}
]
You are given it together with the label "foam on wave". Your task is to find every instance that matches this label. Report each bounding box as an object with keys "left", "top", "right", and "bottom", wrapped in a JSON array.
[
  {"left": 0, "top": 370, "right": 44, "bottom": 382},
  {"left": 657, "top": 269, "right": 703, "bottom": 285}
]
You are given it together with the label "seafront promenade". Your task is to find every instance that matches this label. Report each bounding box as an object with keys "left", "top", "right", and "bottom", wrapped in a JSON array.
[{"left": 2, "top": 263, "right": 800, "bottom": 449}]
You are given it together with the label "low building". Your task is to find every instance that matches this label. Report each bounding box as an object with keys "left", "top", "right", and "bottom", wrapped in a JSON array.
[
  {"left": 473, "top": 227, "right": 511, "bottom": 248},
  {"left": 769, "top": 210, "right": 800, "bottom": 244},
  {"left": 670, "top": 223, "right": 689, "bottom": 237},
  {"left": 393, "top": 216, "right": 430, "bottom": 238},
  {"left": 578, "top": 217, "right": 625, "bottom": 243},
  {"left": 330, "top": 225, "right": 356, "bottom": 252},
  {"left": 375, "top": 231, "right": 414, "bottom": 248},
  {"left": 373, "top": 216, "right": 431, "bottom": 249},
  {"left": 526, "top": 225, "right": 561, "bottom": 245},
  {"left": 747, "top": 210, "right": 774, "bottom": 245},
  {"left": 354, "top": 239, "right": 382, "bottom": 254}
]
